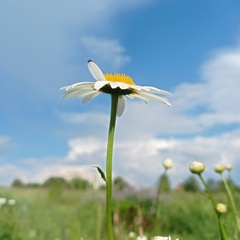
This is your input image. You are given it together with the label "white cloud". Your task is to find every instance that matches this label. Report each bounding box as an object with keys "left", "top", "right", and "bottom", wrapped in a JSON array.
[
  {"left": 0, "top": 162, "right": 104, "bottom": 187},
  {"left": 201, "top": 47, "right": 240, "bottom": 113},
  {"left": 31, "top": 164, "right": 104, "bottom": 187},
  {"left": 2, "top": 129, "right": 240, "bottom": 187},
  {"left": 0, "top": 0, "right": 146, "bottom": 104},
  {"left": 58, "top": 129, "right": 240, "bottom": 187},
  {"left": 66, "top": 137, "right": 106, "bottom": 161},
  {"left": 0, "top": 164, "right": 29, "bottom": 186},
  {"left": 81, "top": 36, "right": 131, "bottom": 70}
]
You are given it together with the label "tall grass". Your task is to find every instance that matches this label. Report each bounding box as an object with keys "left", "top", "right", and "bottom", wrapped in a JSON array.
[{"left": 0, "top": 186, "right": 238, "bottom": 240}]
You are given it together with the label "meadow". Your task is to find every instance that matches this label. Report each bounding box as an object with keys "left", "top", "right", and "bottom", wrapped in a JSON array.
[{"left": 0, "top": 176, "right": 239, "bottom": 240}]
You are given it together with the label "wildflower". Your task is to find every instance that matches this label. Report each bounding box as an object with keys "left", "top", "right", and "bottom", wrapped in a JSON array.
[
  {"left": 152, "top": 237, "right": 179, "bottom": 240},
  {"left": 137, "top": 236, "right": 148, "bottom": 240},
  {"left": 61, "top": 60, "right": 172, "bottom": 240},
  {"left": 189, "top": 161, "right": 205, "bottom": 174},
  {"left": 216, "top": 203, "right": 227, "bottom": 215},
  {"left": 163, "top": 158, "right": 173, "bottom": 169},
  {"left": 128, "top": 232, "right": 136, "bottom": 239},
  {"left": 0, "top": 197, "right": 7, "bottom": 206},
  {"left": 225, "top": 164, "right": 232, "bottom": 171},
  {"left": 60, "top": 60, "right": 171, "bottom": 116},
  {"left": 214, "top": 164, "right": 225, "bottom": 174},
  {"left": 8, "top": 199, "right": 16, "bottom": 205}
]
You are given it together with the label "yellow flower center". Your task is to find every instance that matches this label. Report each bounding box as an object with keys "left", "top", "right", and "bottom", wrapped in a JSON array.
[{"left": 104, "top": 73, "right": 135, "bottom": 85}]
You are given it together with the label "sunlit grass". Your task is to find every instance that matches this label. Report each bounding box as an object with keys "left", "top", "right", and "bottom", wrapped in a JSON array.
[{"left": 0, "top": 186, "right": 239, "bottom": 240}]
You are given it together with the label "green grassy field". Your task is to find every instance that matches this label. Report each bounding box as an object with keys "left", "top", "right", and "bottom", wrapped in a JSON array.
[{"left": 0, "top": 185, "right": 238, "bottom": 240}]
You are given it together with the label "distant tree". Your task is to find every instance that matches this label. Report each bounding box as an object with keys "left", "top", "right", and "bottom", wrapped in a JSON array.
[
  {"left": 26, "top": 182, "right": 41, "bottom": 188},
  {"left": 182, "top": 175, "right": 201, "bottom": 192},
  {"left": 206, "top": 178, "right": 218, "bottom": 192},
  {"left": 11, "top": 178, "right": 25, "bottom": 187},
  {"left": 70, "top": 177, "right": 91, "bottom": 190},
  {"left": 43, "top": 177, "right": 68, "bottom": 188},
  {"left": 207, "top": 178, "right": 239, "bottom": 192},
  {"left": 113, "top": 176, "right": 130, "bottom": 192},
  {"left": 43, "top": 177, "right": 67, "bottom": 201},
  {"left": 157, "top": 173, "right": 171, "bottom": 193}
]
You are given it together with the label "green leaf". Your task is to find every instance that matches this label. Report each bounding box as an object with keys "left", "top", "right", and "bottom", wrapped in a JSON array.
[{"left": 93, "top": 166, "right": 106, "bottom": 182}]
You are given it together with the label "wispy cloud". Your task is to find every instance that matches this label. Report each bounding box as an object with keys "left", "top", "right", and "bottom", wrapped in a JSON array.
[
  {"left": 81, "top": 36, "right": 131, "bottom": 70},
  {"left": 66, "top": 137, "right": 106, "bottom": 161},
  {"left": 201, "top": 46, "right": 240, "bottom": 113},
  {"left": 0, "top": 0, "right": 146, "bottom": 104}
]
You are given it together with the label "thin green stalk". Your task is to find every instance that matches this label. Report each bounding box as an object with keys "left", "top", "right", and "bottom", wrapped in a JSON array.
[
  {"left": 155, "top": 169, "right": 166, "bottom": 220},
  {"left": 198, "top": 173, "right": 216, "bottom": 207},
  {"left": 218, "top": 215, "right": 228, "bottom": 240},
  {"left": 96, "top": 199, "right": 103, "bottom": 240},
  {"left": 198, "top": 173, "right": 227, "bottom": 240},
  {"left": 106, "top": 93, "right": 118, "bottom": 240},
  {"left": 221, "top": 172, "right": 240, "bottom": 235}
]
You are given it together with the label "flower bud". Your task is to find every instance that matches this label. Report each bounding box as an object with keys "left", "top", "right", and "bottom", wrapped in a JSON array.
[
  {"left": 214, "top": 164, "right": 225, "bottom": 174},
  {"left": 129, "top": 232, "right": 136, "bottom": 239},
  {"left": 225, "top": 164, "right": 232, "bottom": 171},
  {"left": 216, "top": 203, "right": 227, "bottom": 215},
  {"left": 8, "top": 199, "right": 16, "bottom": 206},
  {"left": 189, "top": 161, "right": 205, "bottom": 174},
  {"left": 0, "top": 198, "right": 7, "bottom": 206},
  {"left": 163, "top": 158, "right": 173, "bottom": 169}
]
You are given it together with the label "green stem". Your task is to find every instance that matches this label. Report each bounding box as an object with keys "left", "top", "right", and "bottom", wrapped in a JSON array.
[
  {"left": 198, "top": 174, "right": 227, "bottom": 240},
  {"left": 221, "top": 172, "right": 240, "bottom": 235},
  {"left": 155, "top": 169, "right": 166, "bottom": 220},
  {"left": 218, "top": 215, "right": 228, "bottom": 240},
  {"left": 198, "top": 173, "right": 216, "bottom": 207},
  {"left": 106, "top": 93, "right": 118, "bottom": 240}
]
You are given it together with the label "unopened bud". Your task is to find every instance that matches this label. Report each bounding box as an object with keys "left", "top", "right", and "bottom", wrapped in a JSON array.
[
  {"left": 189, "top": 161, "right": 205, "bottom": 174},
  {"left": 129, "top": 232, "right": 136, "bottom": 239},
  {"left": 214, "top": 164, "right": 225, "bottom": 174},
  {"left": 225, "top": 164, "right": 232, "bottom": 171},
  {"left": 163, "top": 158, "right": 173, "bottom": 169},
  {"left": 216, "top": 203, "right": 227, "bottom": 214}
]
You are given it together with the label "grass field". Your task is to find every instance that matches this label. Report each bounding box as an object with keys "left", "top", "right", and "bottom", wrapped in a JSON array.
[{"left": 0, "top": 184, "right": 238, "bottom": 240}]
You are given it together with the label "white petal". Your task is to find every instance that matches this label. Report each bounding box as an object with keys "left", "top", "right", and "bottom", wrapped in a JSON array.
[
  {"left": 88, "top": 61, "right": 106, "bottom": 81},
  {"left": 126, "top": 94, "right": 134, "bottom": 99},
  {"left": 117, "top": 96, "right": 125, "bottom": 117},
  {"left": 63, "top": 86, "right": 93, "bottom": 94},
  {"left": 141, "top": 86, "right": 172, "bottom": 95},
  {"left": 138, "top": 92, "right": 172, "bottom": 106},
  {"left": 68, "top": 82, "right": 94, "bottom": 90},
  {"left": 130, "top": 85, "right": 142, "bottom": 91},
  {"left": 60, "top": 82, "right": 93, "bottom": 91},
  {"left": 94, "top": 81, "right": 109, "bottom": 90},
  {"left": 82, "top": 91, "right": 102, "bottom": 104},
  {"left": 109, "top": 81, "right": 119, "bottom": 89},
  {"left": 118, "top": 82, "right": 129, "bottom": 90},
  {"left": 128, "top": 94, "right": 149, "bottom": 103},
  {"left": 63, "top": 89, "right": 97, "bottom": 99}
]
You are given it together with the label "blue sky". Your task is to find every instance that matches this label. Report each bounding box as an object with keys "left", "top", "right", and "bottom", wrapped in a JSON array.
[{"left": 1, "top": 0, "right": 240, "bottom": 187}]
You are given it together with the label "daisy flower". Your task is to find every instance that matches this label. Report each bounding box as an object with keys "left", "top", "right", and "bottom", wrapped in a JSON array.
[
  {"left": 61, "top": 60, "right": 171, "bottom": 116},
  {"left": 60, "top": 60, "right": 172, "bottom": 240}
]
